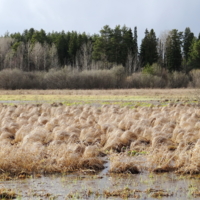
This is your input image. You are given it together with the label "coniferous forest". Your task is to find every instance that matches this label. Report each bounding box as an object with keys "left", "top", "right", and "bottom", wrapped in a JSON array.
[{"left": 0, "top": 25, "right": 200, "bottom": 89}]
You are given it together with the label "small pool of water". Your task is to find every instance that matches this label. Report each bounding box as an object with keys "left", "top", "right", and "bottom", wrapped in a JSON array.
[{"left": 1, "top": 171, "right": 200, "bottom": 199}]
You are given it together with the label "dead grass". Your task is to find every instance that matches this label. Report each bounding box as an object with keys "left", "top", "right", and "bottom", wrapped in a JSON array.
[
  {"left": 0, "top": 88, "right": 195, "bottom": 96},
  {"left": 0, "top": 188, "right": 17, "bottom": 199},
  {"left": 109, "top": 155, "right": 140, "bottom": 174},
  {"left": 147, "top": 189, "right": 173, "bottom": 198},
  {"left": 103, "top": 187, "right": 136, "bottom": 199},
  {"left": 0, "top": 96, "right": 200, "bottom": 174}
]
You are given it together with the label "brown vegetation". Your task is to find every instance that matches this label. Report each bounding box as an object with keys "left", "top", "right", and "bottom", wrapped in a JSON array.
[
  {"left": 0, "top": 102, "right": 200, "bottom": 175},
  {"left": 0, "top": 68, "right": 200, "bottom": 89},
  {"left": 0, "top": 188, "right": 17, "bottom": 199}
]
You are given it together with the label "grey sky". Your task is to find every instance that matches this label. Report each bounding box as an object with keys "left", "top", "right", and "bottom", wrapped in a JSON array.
[{"left": 0, "top": 0, "right": 199, "bottom": 43}]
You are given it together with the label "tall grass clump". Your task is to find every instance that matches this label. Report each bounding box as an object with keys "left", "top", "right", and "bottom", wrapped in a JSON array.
[{"left": 1, "top": 103, "right": 200, "bottom": 174}]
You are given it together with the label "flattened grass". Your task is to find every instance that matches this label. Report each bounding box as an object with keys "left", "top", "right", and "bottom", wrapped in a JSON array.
[
  {"left": 0, "top": 94, "right": 156, "bottom": 102},
  {"left": 0, "top": 88, "right": 195, "bottom": 106}
]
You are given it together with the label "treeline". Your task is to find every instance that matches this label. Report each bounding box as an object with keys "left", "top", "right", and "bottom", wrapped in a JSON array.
[
  {"left": 0, "top": 25, "right": 200, "bottom": 73},
  {"left": 0, "top": 25, "right": 200, "bottom": 89},
  {"left": 0, "top": 25, "right": 138, "bottom": 72}
]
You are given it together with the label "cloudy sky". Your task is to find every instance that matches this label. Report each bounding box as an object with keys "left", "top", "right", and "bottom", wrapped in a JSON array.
[{"left": 0, "top": 0, "right": 199, "bottom": 42}]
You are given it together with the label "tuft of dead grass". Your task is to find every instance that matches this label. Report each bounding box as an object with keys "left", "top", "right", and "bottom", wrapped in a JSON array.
[
  {"left": 103, "top": 187, "right": 135, "bottom": 199},
  {"left": 0, "top": 188, "right": 17, "bottom": 199},
  {"left": 0, "top": 101, "right": 200, "bottom": 175},
  {"left": 109, "top": 156, "right": 140, "bottom": 174}
]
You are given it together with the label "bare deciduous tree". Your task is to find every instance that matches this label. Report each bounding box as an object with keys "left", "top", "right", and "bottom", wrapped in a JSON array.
[
  {"left": 0, "top": 37, "right": 14, "bottom": 69},
  {"left": 75, "top": 41, "right": 93, "bottom": 70},
  {"left": 49, "top": 44, "right": 59, "bottom": 69},
  {"left": 158, "top": 30, "right": 170, "bottom": 67}
]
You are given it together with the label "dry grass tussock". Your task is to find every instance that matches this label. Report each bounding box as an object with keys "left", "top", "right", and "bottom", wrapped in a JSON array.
[
  {"left": 0, "top": 188, "right": 17, "bottom": 199},
  {"left": 1, "top": 103, "right": 200, "bottom": 174}
]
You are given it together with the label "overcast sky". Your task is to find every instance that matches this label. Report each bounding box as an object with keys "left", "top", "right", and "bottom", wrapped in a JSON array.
[{"left": 0, "top": 0, "right": 199, "bottom": 42}]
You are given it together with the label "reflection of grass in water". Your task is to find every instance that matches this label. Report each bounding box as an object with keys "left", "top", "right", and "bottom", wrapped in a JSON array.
[{"left": 1, "top": 170, "right": 200, "bottom": 199}]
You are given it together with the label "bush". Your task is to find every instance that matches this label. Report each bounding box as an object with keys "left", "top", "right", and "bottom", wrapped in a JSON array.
[
  {"left": 0, "top": 69, "right": 24, "bottom": 89},
  {"left": 0, "top": 69, "right": 45, "bottom": 89},
  {"left": 142, "top": 63, "right": 155, "bottom": 75},
  {"left": 167, "top": 72, "right": 189, "bottom": 88},
  {"left": 77, "top": 69, "right": 116, "bottom": 89},
  {"left": 23, "top": 71, "right": 46, "bottom": 89},
  {"left": 125, "top": 73, "right": 167, "bottom": 88},
  {"left": 189, "top": 69, "right": 200, "bottom": 88},
  {"left": 0, "top": 66, "right": 192, "bottom": 89},
  {"left": 111, "top": 65, "right": 125, "bottom": 87},
  {"left": 44, "top": 68, "right": 69, "bottom": 89},
  {"left": 64, "top": 66, "right": 125, "bottom": 89}
]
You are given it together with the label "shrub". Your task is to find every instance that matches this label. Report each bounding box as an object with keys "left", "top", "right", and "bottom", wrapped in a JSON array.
[
  {"left": 77, "top": 69, "right": 116, "bottom": 89},
  {"left": 0, "top": 66, "right": 192, "bottom": 89},
  {"left": 125, "top": 73, "right": 167, "bottom": 88},
  {"left": 189, "top": 69, "right": 200, "bottom": 88},
  {"left": 44, "top": 68, "right": 69, "bottom": 89},
  {"left": 0, "top": 69, "right": 46, "bottom": 89},
  {"left": 167, "top": 72, "right": 189, "bottom": 88},
  {"left": 111, "top": 65, "right": 125, "bottom": 87},
  {"left": 0, "top": 69, "right": 25, "bottom": 89}
]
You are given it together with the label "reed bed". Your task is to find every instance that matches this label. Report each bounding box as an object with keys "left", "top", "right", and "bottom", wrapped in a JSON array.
[{"left": 0, "top": 102, "right": 200, "bottom": 175}]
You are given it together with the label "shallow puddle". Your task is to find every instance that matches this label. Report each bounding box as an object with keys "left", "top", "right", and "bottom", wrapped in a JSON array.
[{"left": 1, "top": 171, "right": 200, "bottom": 199}]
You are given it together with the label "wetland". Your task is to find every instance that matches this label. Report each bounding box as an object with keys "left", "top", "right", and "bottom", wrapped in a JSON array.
[{"left": 0, "top": 89, "right": 200, "bottom": 199}]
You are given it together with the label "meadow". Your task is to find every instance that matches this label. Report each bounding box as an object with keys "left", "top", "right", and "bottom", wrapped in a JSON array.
[{"left": 0, "top": 88, "right": 200, "bottom": 199}]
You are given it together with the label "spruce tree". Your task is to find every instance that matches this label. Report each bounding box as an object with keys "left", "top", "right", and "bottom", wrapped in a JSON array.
[
  {"left": 165, "top": 29, "right": 182, "bottom": 71},
  {"left": 92, "top": 25, "right": 136, "bottom": 69},
  {"left": 140, "top": 29, "right": 158, "bottom": 67},
  {"left": 183, "top": 27, "right": 194, "bottom": 61},
  {"left": 188, "top": 39, "right": 200, "bottom": 69}
]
